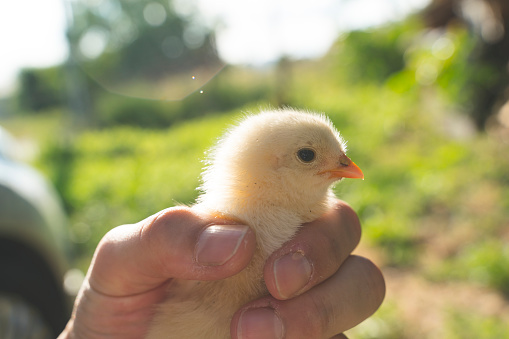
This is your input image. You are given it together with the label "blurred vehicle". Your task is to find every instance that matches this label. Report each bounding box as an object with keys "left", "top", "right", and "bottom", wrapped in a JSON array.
[{"left": 0, "top": 126, "right": 70, "bottom": 338}]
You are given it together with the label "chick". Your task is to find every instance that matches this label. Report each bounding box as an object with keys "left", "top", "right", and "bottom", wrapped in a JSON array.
[{"left": 146, "top": 108, "right": 363, "bottom": 339}]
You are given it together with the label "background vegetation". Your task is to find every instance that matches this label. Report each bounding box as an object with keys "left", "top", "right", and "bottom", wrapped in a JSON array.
[{"left": 2, "top": 1, "right": 509, "bottom": 337}]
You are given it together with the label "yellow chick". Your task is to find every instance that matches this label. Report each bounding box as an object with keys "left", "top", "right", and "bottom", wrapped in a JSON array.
[{"left": 146, "top": 108, "right": 363, "bottom": 338}]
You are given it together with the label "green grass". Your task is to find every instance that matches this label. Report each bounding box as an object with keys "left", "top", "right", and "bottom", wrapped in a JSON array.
[
  {"left": 1, "top": 108, "right": 71, "bottom": 142},
  {"left": 443, "top": 309, "right": 509, "bottom": 339}
]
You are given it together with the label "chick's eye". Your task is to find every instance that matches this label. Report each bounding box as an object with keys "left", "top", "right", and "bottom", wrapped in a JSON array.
[{"left": 297, "top": 148, "right": 315, "bottom": 162}]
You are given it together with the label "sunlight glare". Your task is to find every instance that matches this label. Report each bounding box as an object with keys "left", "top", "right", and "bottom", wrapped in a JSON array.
[
  {"left": 79, "top": 27, "right": 109, "bottom": 59},
  {"left": 144, "top": 2, "right": 167, "bottom": 27}
]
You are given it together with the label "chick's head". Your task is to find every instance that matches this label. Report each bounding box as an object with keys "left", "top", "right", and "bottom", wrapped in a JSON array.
[{"left": 199, "top": 109, "right": 363, "bottom": 211}]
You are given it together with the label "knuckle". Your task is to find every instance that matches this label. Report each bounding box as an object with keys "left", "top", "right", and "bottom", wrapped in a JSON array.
[
  {"left": 96, "top": 224, "right": 130, "bottom": 257},
  {"left": 138, "top": 206, "right": 195, "bottom": 243},
  {"left": 136, "top": 206, "right": 199, "bottom": 271}
]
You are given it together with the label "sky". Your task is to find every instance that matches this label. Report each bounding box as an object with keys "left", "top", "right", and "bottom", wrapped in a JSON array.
[
  {"left": 0, "top": 0, "right": 430, "bottom": 97},
  {"left": 0, "top": 0, "right": 68, "bottom": 97},
  {"left": 188, "top": 0, "right": 430, "bottom": 64}
]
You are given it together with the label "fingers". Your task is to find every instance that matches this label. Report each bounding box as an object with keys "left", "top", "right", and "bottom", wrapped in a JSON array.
[
  {"left": 87, "top": 206, "right": 256, "bottom": 297},
  {"left": 264, "top": 200, "right": 361, "bottom": 300},
  {"left": 231, "top": 255, "right": 385, "bottom": 339}
]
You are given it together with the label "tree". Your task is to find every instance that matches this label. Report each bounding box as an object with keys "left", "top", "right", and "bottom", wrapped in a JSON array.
[
  {"left": 66, "top": 0, "right": 222, "bottom": 99},
  {"left": 423, "top": 0, "right": 509, "bottom": 130},
  {"left": 17, "top": 67, "right": 65, "bottom": 112}
]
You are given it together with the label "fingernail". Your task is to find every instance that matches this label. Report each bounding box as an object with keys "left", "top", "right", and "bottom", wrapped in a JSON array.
[
  {"left": 237, "top": 308, "right": 284, "bottom": 339},
  {"left": 274, "top": 251, "right": 312, "bottom": 299},
  {"left": 195, "top": 225, "right": 248, "bottom": 266}
]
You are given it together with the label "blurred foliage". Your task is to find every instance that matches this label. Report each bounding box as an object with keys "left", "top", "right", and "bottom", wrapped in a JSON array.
[
  {"left": 346, "top": 302, "right": 406, "bottom": 339},
  {"left": 332, "top": 21, "right": 412, "bottom": 84},
  {"left": 36, "top": 111, "right": 244, "bottom": 266},
  {"left": 430, "top": 239, "right": 509, "bottom": 297},
  {"left": 16, "top": 67, "right": 66, "bottom": 112},
  {"left": 3, "top": 10, "right": 509, "bottom": 338},
  {"left": 95, "top": 66, "right": 273, "bottom": 127},
  {"left": 13, "top": 63, "right": 272, "bottom": 128},
  {"left": 11, "top": 2, "right": 509, "bottom": 132},
  {"left": 347, "top": 299, "right": 509, "bottom": 339},
  {"left": 32, "top": 50, "right": 509, "bottom": 292},
  {"left": 443, "top": 309, "right": 509, "bottom": 339},
  {"left": 422, "top": 0, "right": 509, "bottom": 130},
  {"left": 67, "top": 0, "right": 220, "bottom": 84}
]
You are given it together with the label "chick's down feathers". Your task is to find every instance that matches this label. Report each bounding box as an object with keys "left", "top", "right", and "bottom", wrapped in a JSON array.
[{"left": 146, "top": 109, "right": 363, "bottom": 339}]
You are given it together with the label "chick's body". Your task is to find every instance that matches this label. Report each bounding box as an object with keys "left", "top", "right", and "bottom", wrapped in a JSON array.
[{"left": 146, "top": 109, "right": 363, "bottom": 339}]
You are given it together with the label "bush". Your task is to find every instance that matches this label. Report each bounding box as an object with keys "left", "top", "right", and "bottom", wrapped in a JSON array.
[
  {"left": 330, "top": 21, "right": 414, "bottom": 84},
  {"left": 17, "top": 67, "right": 66, "bottom": 112},
  {"left": 93, "top": 66, "right": 274, "bottom": 128}
]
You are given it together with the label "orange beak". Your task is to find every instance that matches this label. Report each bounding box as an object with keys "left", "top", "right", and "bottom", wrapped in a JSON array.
[{"left": 320, "top": 155, "right": 364, "bottom": 179}]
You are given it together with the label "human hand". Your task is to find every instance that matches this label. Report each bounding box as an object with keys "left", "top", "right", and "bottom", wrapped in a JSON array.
[
  {"left": 58, "top": 200, "right": 384, "bottom": 339},
  {"left": 231, "top": 200, "right": 385, "bottom": 338}
]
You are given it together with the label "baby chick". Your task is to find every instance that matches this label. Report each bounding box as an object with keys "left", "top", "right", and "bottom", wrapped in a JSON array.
[{"left": 147, "top": 108, "right": 363, "bottom": 339}]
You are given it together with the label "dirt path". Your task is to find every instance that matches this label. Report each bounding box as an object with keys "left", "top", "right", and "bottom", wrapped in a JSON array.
[{"left": 383, "top": 268, "right": 509, "bottom": 337}]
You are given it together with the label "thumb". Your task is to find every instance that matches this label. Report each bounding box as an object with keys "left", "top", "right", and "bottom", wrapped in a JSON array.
[{"left": 87, "top": 206, "right": 256, "bottom": 297}]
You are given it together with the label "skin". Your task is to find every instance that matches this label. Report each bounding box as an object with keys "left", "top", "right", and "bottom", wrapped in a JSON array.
[{"left": 58, "top": 200, "right": 385, "bottom": 339}]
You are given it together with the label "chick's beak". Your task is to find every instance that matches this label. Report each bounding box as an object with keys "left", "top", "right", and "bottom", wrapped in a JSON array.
[{"left": 321, "top": 155, "right": 364, "bottom": 179}]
